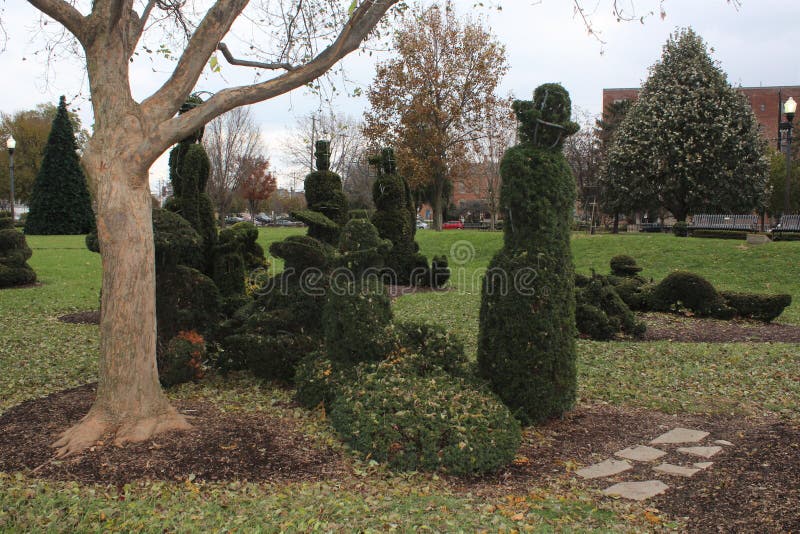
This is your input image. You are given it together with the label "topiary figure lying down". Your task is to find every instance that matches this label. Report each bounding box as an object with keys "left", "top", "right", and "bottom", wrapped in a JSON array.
[{"left": 575, "top": 276, "right": 646, "bottom": 341}]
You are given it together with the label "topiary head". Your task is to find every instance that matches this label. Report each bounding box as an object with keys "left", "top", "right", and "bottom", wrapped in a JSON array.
[
  {"left": 315, "top": 140, "right": 331, "bottom": 171},
  {"left": 270, "top": 235, "right": 333, "bottom": 271},
  {"left": 178, "top": 93, "right": 206, "bottom": 143},
  {"left": 514, "top": 83, "right": 579, "bottom": 149},
  {"left": 609, "top": 255, "right": 643, "bottom": 277}
]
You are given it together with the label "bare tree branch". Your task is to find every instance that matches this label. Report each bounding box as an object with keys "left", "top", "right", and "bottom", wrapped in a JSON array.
[
  {"left": 151, "top": 0, "right": 397, "bottom": 151},
  {"left": 27, "top": 0, "right": 88, "bottom": 44},
  {"left": 217, "top": 42, "right": 297, "bottom": 71}
]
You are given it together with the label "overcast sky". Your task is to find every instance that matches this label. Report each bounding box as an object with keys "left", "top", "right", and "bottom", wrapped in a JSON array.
[{"left": 2, "top": 0, "right": 799, "bottom": 192}]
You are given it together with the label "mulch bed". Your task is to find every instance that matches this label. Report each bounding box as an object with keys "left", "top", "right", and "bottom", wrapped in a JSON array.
[
  {"left": 0, "top": 385, "right": 348, "bottom": 486},
  {"left": 2, "top": 388, "right": 798, "bottom": 531},
  {"left": 453, "top": 404, "right": 800, "bottom": 532},
  {"left": 58, "top": 310, "right": 100, "bottom": 325},
  {"left": 640, "top": 312, "right": 800, "bottom": 343}
]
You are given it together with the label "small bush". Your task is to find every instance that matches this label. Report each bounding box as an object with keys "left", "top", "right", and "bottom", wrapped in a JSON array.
[
  {"left": 0, "top": 218, "right": 36, "bottom": 287},
  {"left": 720, "top": 292, "right": 792, "bottom": 323},
  {"left": 158, "top": 330, "right": 206, "bottom": 387},
  {"left": 395, "top": 321, "right": 470, "bottom": 378},
  {"left": 575, "top": 303, "right": 617, "bottom": 341},
  {"left": 430, "top": 255, "right": 450, "bottom": 288},
  {"left": 323, "top": 281, "right": 393, "bottom": 365},
  {"left": 672, "top": 221, "right": 689, "bottom": 237},
  {"left": 294, "top": 353, "right": 351, "bottom": 410},
  {"left": 609, "top": 255, "right": 642, "bottom": 277},
  {"left": 221, "top": 332, "right": 317, "bottom": 383},
  {"left": 650, "top": 271, "right": 735, "bottom": 319},
  {"left": 330, "top": 361, "right": 521, "bottom": 475},
  {"left": 612, "top": 277, "right": 650, "bottom": 311}
]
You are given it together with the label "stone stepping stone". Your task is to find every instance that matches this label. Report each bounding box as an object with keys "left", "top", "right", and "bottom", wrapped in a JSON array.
[
  {"left": 694, "top": 462, "right": 713, "bottom": 470},
  {"left": 576, "top": 459, "right": 633, "bottom": 479},
  {"left": 715, "top": 439, "right": 734, "bottom": 446},
  {"left": 651, "top": 427, "right": 709, "bottom": 445},
  {"left": 653, "top": 462, "right": 701, "bottom": 477},
  {"left": 602, "top": 480, "right": 669, "bottom": 501},
  {"left": 677, "top": 446, "right": 722, "bottom": 459},
  {"left": 615, "top": 445, "right": 666, "bottom": 462}
]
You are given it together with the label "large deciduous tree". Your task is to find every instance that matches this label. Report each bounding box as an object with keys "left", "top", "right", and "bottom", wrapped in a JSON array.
[
  {"left": 238, "top": 156, "right": 277, "bottom": 221},
  {"left": 203, "top": 106, "right": 265, "bottom": 224},
  {"left": 363, "top": 1, "right": 508, "bottom": 230},
  {"left": 21, "top": 0, "right": 400, "bottom": 457},
  {"left": 601, "top": 28, "right": 768, "bottom": 222}
]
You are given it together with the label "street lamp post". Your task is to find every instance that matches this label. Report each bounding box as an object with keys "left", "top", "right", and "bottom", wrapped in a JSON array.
[
  {"left": 6, "top": 136, "right": 15, "bottom": 222},
  {"left": 782, "top": 97, "right": 797, "bottom": 215}
]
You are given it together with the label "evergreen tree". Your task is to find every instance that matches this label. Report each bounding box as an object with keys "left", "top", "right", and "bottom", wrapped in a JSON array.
[
  {"left": 24, "top": 96, "right": 95, "bottom": 235},
  {"left": 477, "top": 84, "right": 579, "bottom": 426},
  {"left": 600, "top": 28, "right": 768, "bottom": 222}
]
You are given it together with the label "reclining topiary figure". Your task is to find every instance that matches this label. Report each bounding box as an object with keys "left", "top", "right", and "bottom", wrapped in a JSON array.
[
  {"left": 370, "top": 148, "right": 449, "bottom": 288},
  {"left": 477, "top": 83, "right": 580, "bottom": 425},
  {"left": 0, "top": 214, "right": 36, "bottom": 288}
]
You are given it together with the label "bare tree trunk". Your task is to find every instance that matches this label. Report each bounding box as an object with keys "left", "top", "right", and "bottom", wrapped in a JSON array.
[
  {"left": 53, "top": 158, "right": 190, "bottom": 456},
  {"left": 612, "top": 213, "right": 620, "bottom": 234}
]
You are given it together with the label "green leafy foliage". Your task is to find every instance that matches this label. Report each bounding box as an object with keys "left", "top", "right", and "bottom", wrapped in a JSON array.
[
  {"left": 478, "top": 84, "right": 578, "bottom": 425},
  {"left": 0, "top": 215, "right": 36, "bottom": 287},
  {"left": 24, "top": 96, "right": 95, "bottom": 235},
  {"left": 158, "top": 330, "right": 206, "bottom": 388},
  {"left": 294, "top": 352, "right": 350, "bottom": 410},
  {"left": 330, "top": 359, "right": 521, "bottom": 475},
  {"left": 609, "top": 255, "right": 643, "bottom": 277},
  {"left": 221, "top": 332, "right": 318, "bottom": 383},
  {"left": 575, "top": 277, "right": 646, "bottom": 340},
  {"left": 650, "top": 271, "right": 736, "bottom": 319},
  {"left": 395, "top": 320, "right": 471, "bottom": 378},
  {"left": 601, "top": 29, "right": 768, "bottom": 221},
  {"left": 672, "top": 221, "right": 689, "bottom": 237},
  {"left": 303, "top": 144, "right": 349, "bottom": 245},
  {"left": 323, "top": 281, "right": 393, "bottom": 365},
  {"left": 213, "top": 221, "right": 265, "bottom": 297},
  {"left": 720, "top": 291, "right": 792, "bottom": 323}
]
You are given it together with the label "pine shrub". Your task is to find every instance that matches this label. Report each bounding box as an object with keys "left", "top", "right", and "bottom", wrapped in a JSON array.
[
  {"left": 303, "top": 141, "right": 349, "bottom": 245},
  {"left": 477, "top": 84, "right": 579, "bottom": 425},
  {"left": 330, "top": 360, "right": 521, "bottom": 475},
  {"left": 395, "top": 320, "right": 470, "bottom": 378},
  {"left": 221, "top": 332, "right": 318, "bottom": 383},
  {"left": 24, "top": 96, "right": 95, "bottom": 235}
]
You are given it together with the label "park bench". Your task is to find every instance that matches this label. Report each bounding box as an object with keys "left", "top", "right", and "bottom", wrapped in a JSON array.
[
  {"left": 639, "top": 222, "right": 667, "bottom": 233},
  {"left": 690, "top": 214, "right": 759, "bottom": 232},
  {"left": 771, "top": 214, "right": 800, "bottom": 238}
]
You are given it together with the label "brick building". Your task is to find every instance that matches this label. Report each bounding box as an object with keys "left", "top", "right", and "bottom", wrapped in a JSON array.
[{"left": 603, "top": 85, "right": 800, "bottom": 149}]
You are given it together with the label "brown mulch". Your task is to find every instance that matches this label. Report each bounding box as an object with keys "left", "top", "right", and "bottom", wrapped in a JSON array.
[
  {"left": 58, "top": 310, "right": 100, "bottom": 325},
  {"left": 454, "top": 404, "right": 800, "bottom": 533},
  {"left": 640, "top": 312, "right": 800, "bottom": 343},
  {"left": 0, "top": 385, "right": 348, "bottom": 486},
  {"left": 1, "top": 389, "right": 798, "bottom": 532}
]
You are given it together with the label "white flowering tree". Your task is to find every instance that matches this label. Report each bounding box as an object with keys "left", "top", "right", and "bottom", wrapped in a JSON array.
[{"left": 601, "top": 28, "right": 768, "bottom": 222}]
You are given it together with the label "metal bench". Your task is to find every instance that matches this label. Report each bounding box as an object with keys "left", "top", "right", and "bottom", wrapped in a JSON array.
[
  {"left": 771, "top": 214, "right": 800, "bottom": 236},
  {"left": 639, "top": 222, "right": 667, "bottom": 233},
  {"left": 690, "top": 214, "right": 759, "bottom": 232}
]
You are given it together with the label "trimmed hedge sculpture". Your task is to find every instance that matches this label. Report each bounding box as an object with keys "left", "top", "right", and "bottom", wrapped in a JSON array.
[
  {"left": 477, "top": 84, "right": 580, "bottom": 425},
  {"left": 294, "top": 140, "right": 349, "bottom": 246},
  {"left": 370, "top": 148, "right": 450, "bottom": 288},
  {"left": 0, "top": 214, "right": 36, "bottom": 287}
]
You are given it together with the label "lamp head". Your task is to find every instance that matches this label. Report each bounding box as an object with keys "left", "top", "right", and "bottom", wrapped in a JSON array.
[
  {"left": 785, "top": 97, "right": 797, "bottom": 122},
  {"left": 6, "top": 136, "right": 15, "bottom": 153}
]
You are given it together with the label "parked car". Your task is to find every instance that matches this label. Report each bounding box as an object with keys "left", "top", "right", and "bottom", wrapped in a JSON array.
[
  {"left": 416, "top": 219, "right": 429, "bottom": 229},
  {"left": 274, "top": 219, "right": 304, "bottom": 227},
  {"left": 442, "top": 220, "right": 464, "bottom": 230},
  {"left": 224, "top": 215, "right": 245, "bottom": 225},
  {"left": 255, "top": 213, "right": 272, "bottom": 225}
]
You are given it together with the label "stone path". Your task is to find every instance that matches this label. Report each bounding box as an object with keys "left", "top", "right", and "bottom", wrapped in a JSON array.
[{"left": 576, "top": 426, "right": 733, "bottom": 501}]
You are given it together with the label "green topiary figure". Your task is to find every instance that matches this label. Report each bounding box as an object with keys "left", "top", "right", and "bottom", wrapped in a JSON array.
[
  {"left": 323, "top": 218, "right": 394, "bottom": 365},
  {"left": 477, "top": 83, "right": 580, "bottom": 425},
  {"left": 293, "top": 140, "right": 349, "bottom": 246},
  {"left": 24, "top": 96, "right": 95, "bottom": 235},
  {"left": 164, "top": 95, "right": 218, "bottom": 273},
  {"left": 370, "top": 148, "right": 449, "bottom": 287},
  {"left": 0, "top": 214, "right": 36, "bottom": 287}
]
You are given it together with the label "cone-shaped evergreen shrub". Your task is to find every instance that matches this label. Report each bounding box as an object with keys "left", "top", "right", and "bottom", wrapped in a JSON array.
[
  {"left": 0, "top": 215, "right": 36, "bottom": 287},
  {"left": 24, "top": 96, "right": 95, "bottom": 235},
  {"left": 477, "top": 84, "right": 580, "bottom": 425}
]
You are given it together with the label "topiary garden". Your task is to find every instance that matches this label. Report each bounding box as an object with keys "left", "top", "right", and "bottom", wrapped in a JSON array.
[{"left": 0, "top": 213, "right": 36, "bottom": 288}]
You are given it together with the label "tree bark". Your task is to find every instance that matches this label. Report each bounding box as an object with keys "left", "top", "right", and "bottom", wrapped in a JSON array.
[
  {"left": 612, "top": 213, "right": 619, "bottom": 234},
  {"left": 53, "top": 159, "right": 190, "bottom": 456}
]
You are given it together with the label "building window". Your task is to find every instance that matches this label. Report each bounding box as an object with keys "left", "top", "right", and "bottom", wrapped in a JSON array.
[
  {"left": 760, "top": 104, "right": 766, "bottom": 112},
  {"left": 457, "top": 182, "right": 466, "bottom": 194}
]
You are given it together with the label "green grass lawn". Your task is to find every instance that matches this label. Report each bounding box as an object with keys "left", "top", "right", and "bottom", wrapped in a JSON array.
[{"left": 0, "top": 229, "right": 798, "bottom": 532}]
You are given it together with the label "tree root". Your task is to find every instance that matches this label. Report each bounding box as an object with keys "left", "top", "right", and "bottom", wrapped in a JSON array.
[{"left": 51, "top": 407, "right": 192, "bottom": 457}]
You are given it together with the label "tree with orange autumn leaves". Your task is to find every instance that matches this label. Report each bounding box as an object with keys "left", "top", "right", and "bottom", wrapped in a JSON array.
[
  {"left": 238, "top": 157, "right": 277, "bottom": 222},
  {"left": 364, "top": 2, "right": 508, "bottom": 230}
]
